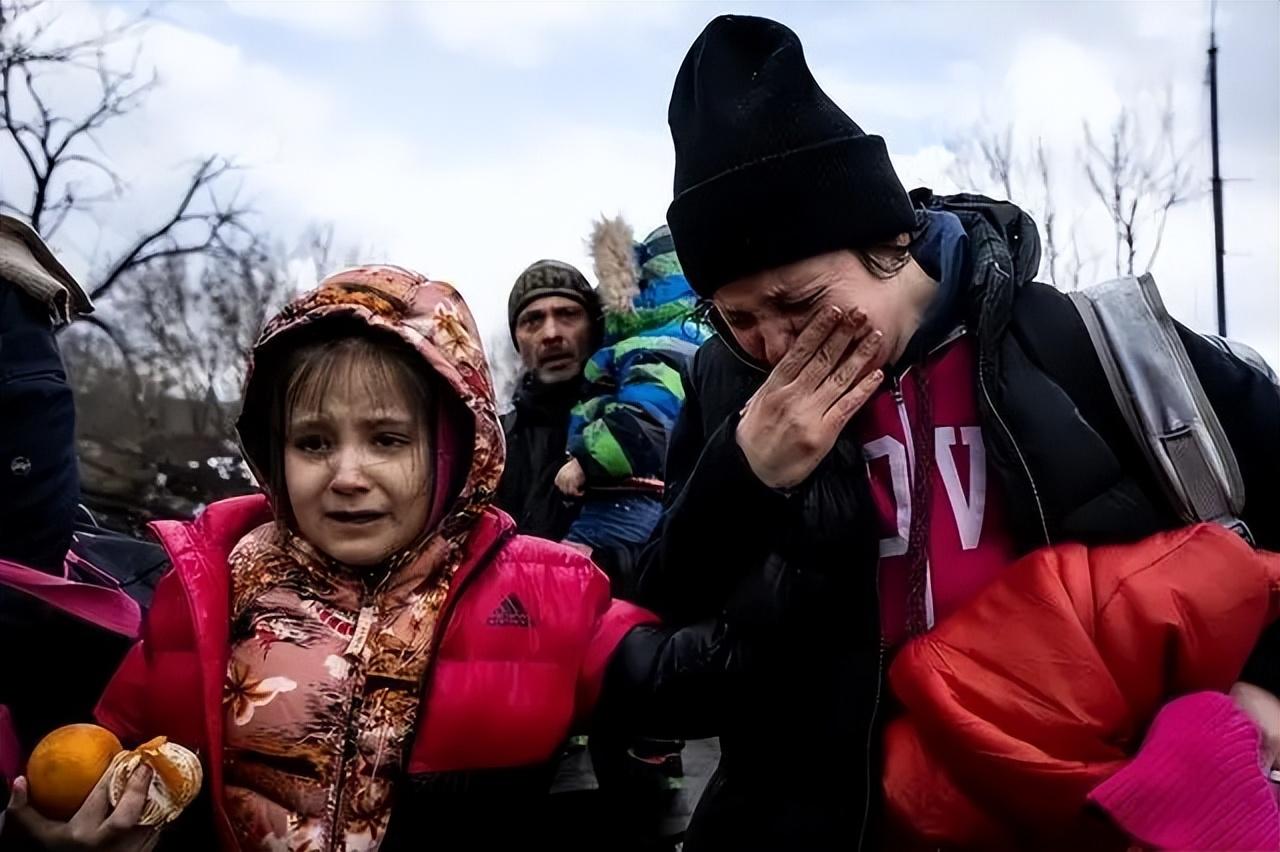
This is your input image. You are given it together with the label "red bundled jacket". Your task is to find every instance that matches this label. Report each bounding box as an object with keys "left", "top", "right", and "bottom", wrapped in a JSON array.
[
  {"left": 884, "top": 523, "right": 1280, "bottom": 847},
  {"left": 94, "top": 495, "right": 652, "bottom": 847}
]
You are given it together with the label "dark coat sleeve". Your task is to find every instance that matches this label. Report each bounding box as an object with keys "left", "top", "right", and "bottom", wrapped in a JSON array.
[
  {"left": 634, "top": 340, "right": 789, "bottom": 623},
  {"left": 597, "top": 544, "right": 857, "bottom": 740},
  {"left": 608, "top": 341, "right": 884, "bottom": 741},
  {"left": 1180, "top": 326, "right": 1280, "bottom": 696}
]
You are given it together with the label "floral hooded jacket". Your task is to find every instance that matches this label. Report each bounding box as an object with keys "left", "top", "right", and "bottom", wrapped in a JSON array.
[{"left": 95, "top": 267, "right": 654, "bottom": 851}]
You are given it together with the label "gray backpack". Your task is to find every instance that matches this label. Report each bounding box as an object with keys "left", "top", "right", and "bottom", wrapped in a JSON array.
[{"left": 1068, "top": 273, "right": 1265, "bottom": 541}]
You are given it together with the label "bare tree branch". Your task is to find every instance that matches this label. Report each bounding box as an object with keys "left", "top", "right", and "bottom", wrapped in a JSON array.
[
  {"left": 1, "top": 0, "right": 146, "bottom": 68},
  {"left": 1082, "top": 97, "right": 1196, "bottom": 279},
  {"left": 487, "top": 330, "right": 524, "bottom": 413},
  {"left": 1142, "top": 93, "right": 1197, "bottom": 272},
  {"left": 1033, "top": 138, "right": 1059, "bottom": 288},
  {"left": 1064, "top": 222, "right": 1092, "bottom": 291},
  {"left": 947, "top": 121, "right": 1017, "bottom": 201},
  {"left": 75, "top": 312, "right": 147, "bottom": 420},
  {"left": 1, "top": 62, "right": 42, "bottom": 185},
  {"left": 301, "top": 222, "right": 336, "bottom": 275},
  {"left": 952, "top": 92, "right": 1196, "bottom": 292},
  {"left": 90, "top": 156, "right": 251, "bottom": 302},
  {"left": 56, "top": 152, "right": 123, "bottom": 189},
  {"left": 2, "top": 0, "right": 251, "bottom": 314},
  {"left": 982, "top": 123, "right": 1016, "bottom": 200},
  {"left": 48, "top": 56, "right": 156, "bottom": 167},
  {"left": 42, "top": 189, "right": 75, "bottom": 237},
  {"left": 110, "top": 234, "right": 308, "bottom": 435}
]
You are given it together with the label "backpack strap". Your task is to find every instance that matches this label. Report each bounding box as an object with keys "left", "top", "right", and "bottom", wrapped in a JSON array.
[{"left": 1068, "top": 274, "right": 1249, "bottom": 540}]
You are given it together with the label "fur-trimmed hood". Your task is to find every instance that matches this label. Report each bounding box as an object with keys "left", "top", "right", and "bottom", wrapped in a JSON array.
[
  {"left": 588, "top": 216, "right": 700, "bottom": 345},
  {"left": 590, "top": 217, "right": 641, "bottom": 317}
]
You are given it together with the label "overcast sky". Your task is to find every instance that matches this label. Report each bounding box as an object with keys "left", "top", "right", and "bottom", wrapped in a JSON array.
[{"left": 8, "top": 0, "right": 1278, "bottom": 367}]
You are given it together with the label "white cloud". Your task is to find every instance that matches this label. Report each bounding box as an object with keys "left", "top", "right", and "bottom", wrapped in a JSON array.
[
  {"left": 890, "top": 145, "right": 959, "bottom": 192},
  {"left": 222, "top": 0, "right": 386, "bottom": 38},
  {"left": 28, "top": 8, "right": 675, "bottom": 355},
  {"left": 1129, "top": 0, "right": 1210, "bottom": 44},
  {"left": 29, "top": 12, "right": 339, "bottom": 280},
  {"left": 819, "top": 61, "right": 987, "bottom": 128},
  {"left": 218, "top": 1, "right": 684, "bottom": 67},
  {"left": 1002, "top": 35, "right": 1125, "bottom": 142},
  {"left": 13, "top": 1, "right": 1274, "bottom": 374},
  {"left": 412, "top": 1, "right": 682, "bottom": 68}
]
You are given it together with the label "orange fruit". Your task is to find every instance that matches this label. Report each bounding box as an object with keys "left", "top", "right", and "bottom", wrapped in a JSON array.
[
  {"left": 106, "top": 736, "right": 203, "bottom": 826},
  {"left": 26, "top": 724, "right": 123, "bottom": 821}
]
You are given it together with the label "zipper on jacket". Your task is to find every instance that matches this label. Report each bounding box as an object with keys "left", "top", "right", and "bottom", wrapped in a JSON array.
[
  {"left": 857, "top": 633, "right": 886, "bottom": 852},
  {"left": 890, "top": 376, "right": 916, "bottom": 482},
  {"left": 329, "top": 559, "right": 401, "bottom": 849},
  {"left": 978, "top": 265, "right": 1050, "bottom": 546},
  {"left": 328, "top": 587, "right": 375, "bottom": 850},
  {"left": 328, "top": 523, "right": 513, "bottom": 847},
  {"left": 857, "top": 527, "right": 887, "bottom": 852}
]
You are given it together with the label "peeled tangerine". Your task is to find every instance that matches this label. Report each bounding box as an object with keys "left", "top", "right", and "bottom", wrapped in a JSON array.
[
  {"left": 26, "top": 724, "right": 124, "bottom": 821},
  {"left": 107, "top": 736, "right": 202, "bottom": 826}
]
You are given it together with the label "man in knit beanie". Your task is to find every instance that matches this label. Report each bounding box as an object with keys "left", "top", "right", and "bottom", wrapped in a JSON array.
[
  {"left": 638, "top": 15, "right": 1280, "bottom": 852},
  {"left": 506, "top": 259, "right": 602, "bottom": 384},
  {"left": 496, "top": 259, "right": 602, "bottom": 541}
]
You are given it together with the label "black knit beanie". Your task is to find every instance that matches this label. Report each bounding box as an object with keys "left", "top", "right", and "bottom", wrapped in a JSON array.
[
  {"left": 507, "top": 259, "right": 602, "bottom": 344},
  {"left": 666, "top": 15, "right": 919, "bottom": 297}
]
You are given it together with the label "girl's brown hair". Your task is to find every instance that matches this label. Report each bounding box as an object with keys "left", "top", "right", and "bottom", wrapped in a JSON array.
[{"left": 259, "top": 323, "right": 437, "bottom": 524}]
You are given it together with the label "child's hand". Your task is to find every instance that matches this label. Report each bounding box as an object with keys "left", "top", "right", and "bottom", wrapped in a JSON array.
[
  {"left": 555, "top": 458, "right": 586, "bottom": 498},
  {"left": 4, "top": 765, "right": 160, "bottom": 851}
]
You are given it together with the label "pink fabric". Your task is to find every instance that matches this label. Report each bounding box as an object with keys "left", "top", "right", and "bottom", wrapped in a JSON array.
[
  {"left": 852, "top": 334, "right": 1019, "bottom": 646},
  {"left": 576, "top": 598, "right": 656, "bottom": 722},
  {"left": 0, "top": 558, "right": 141, "bottom": 638},
  {"left": 95, "top": 496, "right": 658, "bottom": 791},
  {"left": 427, "top": 394, "right": 463, "bottom": 531},
  {"left": 0, "top": 705, "right": 20, "bottom": 785},
  {"left": 1089, "top": 691, "right": 1280, "bottom": 851}
]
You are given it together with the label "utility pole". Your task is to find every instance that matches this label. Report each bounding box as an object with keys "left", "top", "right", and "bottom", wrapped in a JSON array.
[{"left": 1208, "top": 0, "right": 1227, "bottom": 336}]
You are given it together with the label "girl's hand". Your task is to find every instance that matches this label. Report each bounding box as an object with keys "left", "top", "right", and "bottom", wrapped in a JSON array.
[
  {"left": 555, "top": 458, "right": 586, "bottom": 498},
  {"left": 4, "top": 765, "right": 160, "bottom": 851}
]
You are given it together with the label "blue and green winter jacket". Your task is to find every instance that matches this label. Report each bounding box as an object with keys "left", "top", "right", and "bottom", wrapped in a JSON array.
[{"left": 567, "top": 220, "right": 710, "bottom": 487}]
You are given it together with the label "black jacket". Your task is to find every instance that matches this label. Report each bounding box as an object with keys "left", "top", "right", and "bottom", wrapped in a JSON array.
[
  {"left": 494, "top": 373, "right": 652, "bottom": 598},
  {"left": 0, "top": 280, "right": 79, "bottom": 573},
  {"left": 495, "top": 375, "right": 582, "bottom": 541},
  {"left": 637, "top": 193, "right": 1280, "bottom": 851}
]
